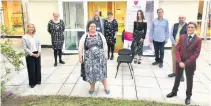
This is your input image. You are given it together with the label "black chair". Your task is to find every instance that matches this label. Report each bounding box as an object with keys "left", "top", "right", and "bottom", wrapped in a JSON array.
[{"left": 115, "top": 49, "right": 134, "bottom": 79}]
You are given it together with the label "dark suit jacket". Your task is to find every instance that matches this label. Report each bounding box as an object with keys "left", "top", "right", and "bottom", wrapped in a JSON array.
[{"left": 176, "top": 34, "right": 202, "bottom": 69}]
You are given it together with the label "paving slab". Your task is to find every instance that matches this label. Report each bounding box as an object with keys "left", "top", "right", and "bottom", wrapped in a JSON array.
[
  {"left": 136, "top": 87, "right": 165, "bottom": 103},
  {"left": 57, "top": 84, "right": 75, "bottom": 96}
]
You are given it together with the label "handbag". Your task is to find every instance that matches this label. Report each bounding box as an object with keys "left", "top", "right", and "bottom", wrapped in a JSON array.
[
  {"left": 80, "top": 34, "right": 88, "bottom": 81},
  {"left": 81, "top": 57, "right": 86, "bottom": 81}
]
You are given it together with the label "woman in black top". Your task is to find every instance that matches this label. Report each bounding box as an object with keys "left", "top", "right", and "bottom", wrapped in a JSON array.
[
  {"left": 104, "top": 12, "right": 118, "bottom": 60},
  {"left": 131, "top": 10, "right": 147, "bottom": 64}
]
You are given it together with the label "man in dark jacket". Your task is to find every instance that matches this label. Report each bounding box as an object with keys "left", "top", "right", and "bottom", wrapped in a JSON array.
[{"left": 168, "top": 15, "right": 187, "bottom": 82}]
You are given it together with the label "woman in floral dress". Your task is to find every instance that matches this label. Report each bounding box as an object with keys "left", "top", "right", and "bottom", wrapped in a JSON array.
[
  {"left": 131, "top": 10, "right": 147, "bottom": 64},
  {"left": 47, "top": 12, "right": 65, "bottom": 67},
  {"left": 79, "top": 21, "right": 110, "bottom": 95},
  {"left": 104, "top": 12, "right": 118, "bottom": 60}
]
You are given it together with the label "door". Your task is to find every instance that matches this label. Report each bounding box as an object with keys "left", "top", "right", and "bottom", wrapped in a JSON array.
[
  {"left": 60, "top": 1, "right": 86, "bottom": 53},
  {"left": 87, "top": 1, "right": 127, "bottom": 52}
]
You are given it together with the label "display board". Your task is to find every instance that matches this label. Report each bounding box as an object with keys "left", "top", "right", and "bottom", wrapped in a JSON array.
[{"left": 124, "top": 0, "right": 155, "bottom": 55}]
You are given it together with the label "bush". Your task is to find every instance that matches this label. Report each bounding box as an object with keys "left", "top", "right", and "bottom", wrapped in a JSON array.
[{"left": 0, "top": 23, "right": 25, "bottom": 95}]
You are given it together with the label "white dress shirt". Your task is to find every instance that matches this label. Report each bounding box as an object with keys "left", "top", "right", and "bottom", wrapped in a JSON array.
[{"left": 188, "top": 33, "right": 195, "bottom": 41}]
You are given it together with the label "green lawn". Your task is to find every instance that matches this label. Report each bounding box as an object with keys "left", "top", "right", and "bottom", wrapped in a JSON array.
[{"left": 2, "top": 95, "right": 196, "bottom": 106}]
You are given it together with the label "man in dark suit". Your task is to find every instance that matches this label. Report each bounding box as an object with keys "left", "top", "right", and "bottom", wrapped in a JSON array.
[
  {"left": 88, "top": 10, "right": 105, "bottom": 35},
  {"left": 166, "top": 22, "right": 202, "bottom": 105},
  {"left": 168, "top": 15, "right": 187, "bottom": 82}
]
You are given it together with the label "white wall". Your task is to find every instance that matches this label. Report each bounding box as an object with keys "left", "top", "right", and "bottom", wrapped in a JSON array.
[
  {"left": 159, "top": 1, "right": 199, "bottom": 47},
  {"left": 28, "top": 0, "right": 58, "bottom": 45},
  {"left": 159, "top": 1, "right": 199, "bottom": 27}
]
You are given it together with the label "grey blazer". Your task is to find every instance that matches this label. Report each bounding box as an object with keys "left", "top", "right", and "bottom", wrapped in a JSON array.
[
  {"left": 22, "top": 34, "right": 41, "bottom": 56},
  {"left": 88, "top": 17, "right": 105, "bottom": 35}
]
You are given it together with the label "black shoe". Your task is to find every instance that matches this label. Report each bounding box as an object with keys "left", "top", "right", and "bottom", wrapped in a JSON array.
[
  {"left": 168, "top": 73, "right": 176, "bottom": 77},
  {"left": 166, "top": 92, "right": 177, "bottom": 98},
  {"left": 37, "top": 82, "right": 41, "bottom": 85},
  {"left": 185, "top": 97, "right": 191, "bottom": 105},
  {"left": 108, "top": 54, "right": 110, "bottom": 60},
  {"left": 159, "top": 63, "right": 163, "bottom": 68},
  {"left": 54, "top": 62, "right": 57, "bottom": 67},
  {"left": 152, "top": 61, "right": 159, "bottom": 65},
  {"left": 180, "top": 76, "right": 185, "bottom": 82},
  {"left": 30, "top": 85, "right": 35, "bottom": 88},
  {"left": 138, "top": 59, "right": 141, "bottom": 64},
  {"left": 59, "top": 60, "right": 65, "bottom": 64},
  {"left": 134, "top": 58, "right": 137, "bottom": 64},
  {"left": 110, "top": 55, "right": 114, "bottom": 60}
]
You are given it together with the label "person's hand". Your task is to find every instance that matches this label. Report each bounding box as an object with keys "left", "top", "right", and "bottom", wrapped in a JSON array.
[
  {"left": 31, "top": 54, "right": 37, "bottom": 57},
  {"left": 179, "top": 62, "right": 185, "bottom": 68},
  {"left": 140, "top": 38, "right": 144, "bottom": 42},
  {"left": 79, "top": 56, "right": 83, "bottom": 64},
  {"left": 36, "top": 53, "right": 41, "bottom": 57},
  {"left": 149, "top": 40, "right": 153, "bottom": 43}
]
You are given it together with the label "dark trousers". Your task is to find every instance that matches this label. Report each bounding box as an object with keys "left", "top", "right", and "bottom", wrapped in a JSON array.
[
  {"left": 172, "top": 63, "right": 195, "bottom": 98},
  {"left": 26, "top": 51, "right": 41, "bottom": 86},
  {"left": 54, "top": 49, "right": 62, "bottom": 63},
  {"left": 153, "top": 40, "right": 165, "bottom": 63},
  {"left": 108, "top": 44, "right": 115, "bottom": 56}
]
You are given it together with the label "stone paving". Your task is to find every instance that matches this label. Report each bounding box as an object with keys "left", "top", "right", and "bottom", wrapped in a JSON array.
[{"left": 1, "top": 41, "right": 211, "bottom": 106}]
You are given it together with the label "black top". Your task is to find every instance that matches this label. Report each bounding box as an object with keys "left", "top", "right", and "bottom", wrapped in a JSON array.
[
  {"left": 104, "top": 19, "right": 118, "bottom": 45},
  {"left": 133, "top": 21, "right": 147, "bottom": 39}
]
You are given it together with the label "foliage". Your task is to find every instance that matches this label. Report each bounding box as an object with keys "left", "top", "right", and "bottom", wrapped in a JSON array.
[{"left": 0, "top": 24, "right": 25, "bottom": 95}]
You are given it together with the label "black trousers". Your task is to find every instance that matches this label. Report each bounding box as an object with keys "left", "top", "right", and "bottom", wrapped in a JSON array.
[
  {"left": 108, "top": 44, "right": 115, "bottom": 56},
  {"left": 172, "top": 63, "right": 195, "bottom": 98},
  {"left": 26, "top": 51, "right": 41, "bottom": 86},
  {"left": 153, "top": 40, "right": 165, "bottom": 63}
]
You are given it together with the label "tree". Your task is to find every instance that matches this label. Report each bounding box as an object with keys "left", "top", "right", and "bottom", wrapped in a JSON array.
[{"left": 0, "top": 8, "right": 25, "bottom": 96}]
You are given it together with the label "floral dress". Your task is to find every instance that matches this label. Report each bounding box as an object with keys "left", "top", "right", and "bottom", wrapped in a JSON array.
[
  {"left": 131, "top": 22, "right": 147, "bottom": 57},
  {"left": 104, "top": 19, "right": 118, "bottom": 45},
  {"left": 47, "top": 20, "right": 65, "bottom": 50},
  {"left": 84, "top": 35, "right": 107, "bottom": 83}
]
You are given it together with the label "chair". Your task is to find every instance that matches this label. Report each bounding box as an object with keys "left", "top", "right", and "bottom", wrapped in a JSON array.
[{"left": 115, "top": 48, "right": 134, "bottom": 79}]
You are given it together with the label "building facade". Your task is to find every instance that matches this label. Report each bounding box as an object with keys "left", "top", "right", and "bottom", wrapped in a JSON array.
[{"left": 1, "top": 0, "right": 210, "bottom": 53}]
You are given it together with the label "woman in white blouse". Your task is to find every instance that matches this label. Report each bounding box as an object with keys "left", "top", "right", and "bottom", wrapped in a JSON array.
[{"left": 22, "top": 24, "right": 41, "bottom": 88}]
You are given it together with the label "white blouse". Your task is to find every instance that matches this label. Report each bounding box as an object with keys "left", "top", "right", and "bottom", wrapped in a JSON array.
[
  {"left": 78, "top": 32, "right": 108, "bottom": 59},
  {"left": 28, "top": 35, "right": 38, "bottom": 52}
]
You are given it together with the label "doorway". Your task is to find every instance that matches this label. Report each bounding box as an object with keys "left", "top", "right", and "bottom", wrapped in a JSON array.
[
  {"left": 88, "top": 1, "right": 127, "bottom": 52},
  {"left": 60, "top": 0, "right": 127, "bottom": 53}
]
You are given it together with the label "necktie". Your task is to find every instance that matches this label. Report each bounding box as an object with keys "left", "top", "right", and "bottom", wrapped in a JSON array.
[{"left": 187, "top": 36, "right": 192, "bottom": 44}]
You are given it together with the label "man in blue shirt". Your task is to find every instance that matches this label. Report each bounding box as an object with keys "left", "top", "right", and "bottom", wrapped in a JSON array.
[{"left": 149, "top": 8, "right": 169, "bottom": 68}]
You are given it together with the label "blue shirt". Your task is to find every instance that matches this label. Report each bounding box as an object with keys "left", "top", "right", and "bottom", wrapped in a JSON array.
[{"left": 149, "top": 18, "right": 169, "bottom": 42}]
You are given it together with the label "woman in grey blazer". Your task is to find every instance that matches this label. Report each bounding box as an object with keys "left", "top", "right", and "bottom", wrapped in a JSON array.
[{"left": 22, "top": 24, "right": 41, "bottom": 88}]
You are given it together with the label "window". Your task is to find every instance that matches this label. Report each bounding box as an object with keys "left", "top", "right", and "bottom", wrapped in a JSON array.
[
  {"left": 1, "top": 1, "right": 25, "bottom": 35},
  {"left": 196, "top": 0, "right": 204, "bottom": 36},
  {"left": 63, "top": 2, "right": 84, "bottom": 29}
]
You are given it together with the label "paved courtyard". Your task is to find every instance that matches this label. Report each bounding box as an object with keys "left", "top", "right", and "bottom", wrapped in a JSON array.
[{"left": 1, "top": 41, "right": 211, "bottom": 106}]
